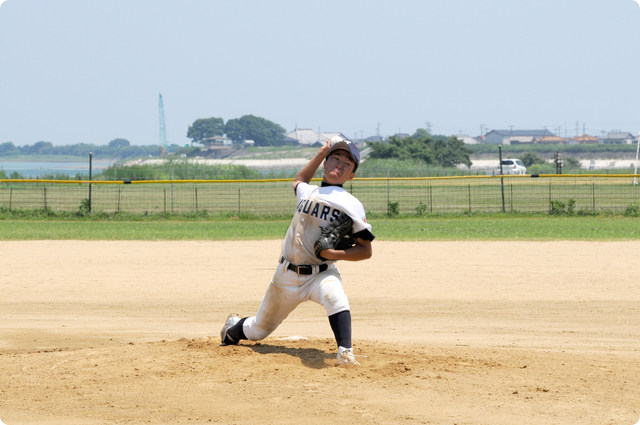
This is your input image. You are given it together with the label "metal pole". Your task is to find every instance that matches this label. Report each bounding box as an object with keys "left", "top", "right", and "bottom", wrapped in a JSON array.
[
  {"left": 634, "top": 132, "right": 639, "bottom": 185},
  {"left": 499, "top": 145, "right": 505, "bottom": 213},
  {"left": 171, "top": 166, "right": 174, "bottom": 213},
  {"left": 89, "top": 152, "right": 93, "bottom": 214}
]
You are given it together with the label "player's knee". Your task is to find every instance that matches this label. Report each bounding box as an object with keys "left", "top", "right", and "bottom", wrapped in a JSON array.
[{"left": 243, "top": 318, "right": 276, "bottom": 340}]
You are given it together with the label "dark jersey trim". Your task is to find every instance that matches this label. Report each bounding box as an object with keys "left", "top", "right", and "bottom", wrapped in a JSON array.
[{"left": 353, "top": 228, "right": 375, "bottom": 242}]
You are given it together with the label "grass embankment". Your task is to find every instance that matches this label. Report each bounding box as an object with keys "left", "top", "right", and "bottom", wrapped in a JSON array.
[{"left": 1, "top": 214, "right": 639, "bottom": 240}]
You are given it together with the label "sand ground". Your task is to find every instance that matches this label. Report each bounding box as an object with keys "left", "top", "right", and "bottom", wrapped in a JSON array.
[{"left": 1, "top": 240, "right": 639, "bottom": 425}]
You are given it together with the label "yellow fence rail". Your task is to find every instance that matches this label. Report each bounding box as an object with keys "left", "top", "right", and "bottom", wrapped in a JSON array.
[{"left": 2, "top": 174, "right": 640, "bottom": 215}]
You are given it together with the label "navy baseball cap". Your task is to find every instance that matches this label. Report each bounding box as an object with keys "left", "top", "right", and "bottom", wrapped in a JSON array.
[{"left": 326, "top": 136, "right": 360, "bottom": 171}]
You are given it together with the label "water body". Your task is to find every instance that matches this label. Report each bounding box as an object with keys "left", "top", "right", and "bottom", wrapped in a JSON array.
[{"left": 0, "top": 160, "right": 114, "bottom": 178}]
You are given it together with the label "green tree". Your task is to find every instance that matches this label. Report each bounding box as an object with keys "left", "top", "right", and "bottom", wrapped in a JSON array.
[
  {"left": 564, "top": 156, "right": 582, "bottom": 169},
  {"left": 0, "top": 142, "right": 19, "bottom": 155},
  {"left": 430, "top": 136, "right": 472, "bottom": 168},
  {"left": 369, "top": 135, "right": 434, "bottom": 163},
  {"left": 108, "top": 138, "right": 131, "bottom": 148},
  {"left": 520, "top": 152, "right": 546, "bottom": 167},
  {"left": 369, "top": 132, "right": 471, "bottom": 168},
  {"left": 224, "top": 115, "right": 286, "bottom": 146},
  {"left": 187, "top": 117, "right": 225, "bottom": 144},
  {"left": 22, "top": 141, "right": 54, "bottom": 155}
]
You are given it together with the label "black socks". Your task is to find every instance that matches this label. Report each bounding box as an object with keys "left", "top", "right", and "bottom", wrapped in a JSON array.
[{"left": 328, "top": 310, "right": 352, "bottom": 348}]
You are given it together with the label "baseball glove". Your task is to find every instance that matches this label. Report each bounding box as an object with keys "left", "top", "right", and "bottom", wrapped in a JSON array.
[{"left": 314, "top": 212, "right": 355, "bottom": 260}]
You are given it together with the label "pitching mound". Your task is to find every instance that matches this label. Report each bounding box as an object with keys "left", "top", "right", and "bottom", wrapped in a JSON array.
[{"left": 1, "top": 240, "right": 639, "bottom": 424}]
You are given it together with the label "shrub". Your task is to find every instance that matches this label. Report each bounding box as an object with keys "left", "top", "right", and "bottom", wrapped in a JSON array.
[
  {"left": 388, "top": 201, "right": 400, "bottom": 217},
  {"left": 549, "top": 199, "right": 576, "bottom": 216},
  {"left": 624, "top": 203, "right": 640, "bottom": 217}
]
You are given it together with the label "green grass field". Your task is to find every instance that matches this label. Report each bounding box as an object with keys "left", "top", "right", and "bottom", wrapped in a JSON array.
[{"left": 2, "top": 215, "right": 639, "bottom": 240}]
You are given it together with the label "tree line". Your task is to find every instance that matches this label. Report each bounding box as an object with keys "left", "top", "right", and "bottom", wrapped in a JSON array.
[
  {"left": 187, "top": 114, "right": 287, "bottom": 147},
  {"left": 0, "top": 139, "right": 162, "bottom": 159},
  {"left": 1, "top": 112, "right": 475, "bottom": 170},
  {"left": 367, "top": 129, "right": 472, "bottom": 168}
]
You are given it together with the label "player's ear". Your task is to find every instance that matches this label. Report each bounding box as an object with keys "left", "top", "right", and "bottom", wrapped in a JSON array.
[{"left": 346, "top": 171, "right": 355, "bottom": 181}]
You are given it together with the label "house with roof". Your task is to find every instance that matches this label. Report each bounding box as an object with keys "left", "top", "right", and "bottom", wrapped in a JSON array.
[
  {"left": 601, "top": 132, "right": 636, "bottom": 144},
  {"left": 571, "top": 134, "right": 599, "bottom": 144},
  {"left": 536, "top": 136, "right": 567, "bottom": 144},
  {"left": 285, "top": 128, "right": 322, "bottom": 146},
  {"left": 455, "top": 134, "right": 480, "bottom": 144},
  {"left": 483, "top": 129, "right": 555, "bottom": 144},
  {"left": 285, "top": 128, "right": 351, "bottom": 146}
]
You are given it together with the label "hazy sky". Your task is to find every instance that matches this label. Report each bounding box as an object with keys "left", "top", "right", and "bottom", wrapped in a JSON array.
[{"left": 1, "top": 0, "right": 639, "bottom": 146}]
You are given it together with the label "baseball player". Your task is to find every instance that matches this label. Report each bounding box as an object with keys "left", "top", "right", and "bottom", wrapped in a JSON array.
[{"left": 220, "top": 137, "right": 375, "bottom": 365}]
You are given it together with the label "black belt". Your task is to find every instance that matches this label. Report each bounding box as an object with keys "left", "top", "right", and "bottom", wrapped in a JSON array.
[{"left": 280, "top": 257, "right": 328, "bottom": 275}]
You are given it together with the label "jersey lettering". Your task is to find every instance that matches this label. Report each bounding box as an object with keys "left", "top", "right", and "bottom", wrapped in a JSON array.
[
  {"left": 310, "top": 203, "right": 320, "bottom": 218},
  {"left": 302, "top": 199, "right": 312, "bottom": 214},
  {"left": 320, "top": 205, "right": 331, "bottom": 220},
  {"left": 296, "top": 197, "right": 344, "bottom": 223}
]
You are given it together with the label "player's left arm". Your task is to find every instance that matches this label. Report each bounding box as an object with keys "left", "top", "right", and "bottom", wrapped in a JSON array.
[{"left": 319, "top": 237, "right": 372, "bottom": 262}]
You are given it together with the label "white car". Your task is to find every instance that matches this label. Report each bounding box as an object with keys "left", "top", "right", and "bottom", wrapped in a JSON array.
[{"left": 499, "top": 158, "right": 527, "bottom": 175}]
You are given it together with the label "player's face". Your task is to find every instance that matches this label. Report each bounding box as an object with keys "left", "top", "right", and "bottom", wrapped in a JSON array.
[{"left": 323, "top": 150, "right": 356, "bottom": 185}]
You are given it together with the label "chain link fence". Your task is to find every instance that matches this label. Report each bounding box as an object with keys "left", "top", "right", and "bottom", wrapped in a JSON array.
[{"left": 1, "top": 175, "right": 640, "bottom": 216}]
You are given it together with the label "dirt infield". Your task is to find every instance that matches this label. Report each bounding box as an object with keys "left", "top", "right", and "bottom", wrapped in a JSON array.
[{"left": 1, "top": 240, "right": 639, "bottom": 425}]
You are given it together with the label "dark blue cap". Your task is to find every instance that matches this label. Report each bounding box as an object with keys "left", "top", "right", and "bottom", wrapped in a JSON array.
[{"left": 326, "top": 137, "right": 360, "bottom": 171}]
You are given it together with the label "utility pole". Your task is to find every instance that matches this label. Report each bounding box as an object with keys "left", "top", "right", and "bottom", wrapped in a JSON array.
[{"left": 158, "top": 93, "right": 169, "bottom": 157}]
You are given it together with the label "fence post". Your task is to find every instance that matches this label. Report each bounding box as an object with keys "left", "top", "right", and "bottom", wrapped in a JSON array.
[
  {"left": 510, "top": 184, "right": 513, "bottom": 211},
  {"left": 43, "top": 187, "right": 47, "bottom": 209},
  {"left": 9, "top": 188, "right": 12, "bottom": 210},
  {"left": 592, "top": 181, "right": 596, "bottom": 210},
  {"left": 88, "top": 152, "right": 93, "bottom": 214},
  {"left": 468, "top": 184, "right": 471, "bottom": 213},
  {"left": 117, "top": 187, "right": 121, "bottom": 213},
  {"left": 386, "top": 170, "right": 390, "bottom": 215},
  {"left": 429, "top": 182, "right": 432, "bottom": 213},
  {"left": 171, "top": 166, "right": 174, "bottom": 214},
  {"left": 499, "top": 145, "right": 505, "bottom": 213},
  {"left": 194, "top": 185, "right": 198, "bottom": 211}
]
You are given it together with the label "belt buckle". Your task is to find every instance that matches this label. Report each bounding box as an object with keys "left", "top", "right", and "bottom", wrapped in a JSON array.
[{"left": 297, "top": 265, "right": 312, "bottom": 276}]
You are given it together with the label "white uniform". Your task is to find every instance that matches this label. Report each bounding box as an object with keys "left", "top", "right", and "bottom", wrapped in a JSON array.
[{"left": 242, "top": 181, "right": 373, "bottom": 341}]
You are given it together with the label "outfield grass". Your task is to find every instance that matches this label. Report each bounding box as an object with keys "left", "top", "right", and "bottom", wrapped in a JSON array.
[{"left": 2, "top": 215, "right": 639, "bottom": 240}]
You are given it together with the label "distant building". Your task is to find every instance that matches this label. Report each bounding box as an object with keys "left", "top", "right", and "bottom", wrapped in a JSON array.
[
  {"left": 364, "top": 135, "right": 385, "bottom": 143},
  {"left": 285, "top": 128, "right": 322, "bottom": 146},
  {"left": 455, "top": 135, "right": 480, "bottom": 144},
  {"left": 571, "top": 134, "right": 599, "bottom": 144},
  {"left": 602, "top": 132, "right": 636, "bottom": 144},
  {"left": 536, "top": 136, "right": 567, "bottom": 144},
  {"left": 483, "top": 129, "right": 555, "bottom": 144},
  {"left": 392, "top": 133, "right": 411, "bottom": 140},
  {"left": 202, "top": 135, "right": 233, "bottom": 147},
  {"left": 285, "top": 128, "right": 351, "bottom": 146}
]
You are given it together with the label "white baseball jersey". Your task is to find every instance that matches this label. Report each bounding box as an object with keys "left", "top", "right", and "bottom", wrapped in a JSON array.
[
  {"left": 281, "top": 182, "right": 374, "bottom": 265},
  {"left": 241, "top": 181, "right": 374, "bottom": 341}
]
